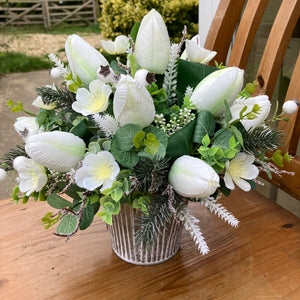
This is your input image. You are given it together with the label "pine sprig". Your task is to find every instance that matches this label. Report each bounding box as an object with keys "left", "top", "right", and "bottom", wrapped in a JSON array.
[
  {"left": 0, "top": 144, "right": 27, "bottom": 171},
  {"left": 177, "top": 206, "right": 209, "bottom": 255},
  {"left": 200, "top": 198, "right": 239, "bottom": 227},
  {"left": 242, "top": 126, "right": 283, "bottom": 156},
  {"left": 36, "top": 86, "right": 75, "bottom": 111}
]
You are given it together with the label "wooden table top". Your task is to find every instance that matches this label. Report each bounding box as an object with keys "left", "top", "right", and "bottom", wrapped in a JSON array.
[{"left": 1, "top": 189, "right": 300, "bottom": 300}]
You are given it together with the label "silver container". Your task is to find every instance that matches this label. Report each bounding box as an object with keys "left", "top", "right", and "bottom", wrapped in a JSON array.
[{"left": 107, "top": 204, "right": 183, "bottom": 265}]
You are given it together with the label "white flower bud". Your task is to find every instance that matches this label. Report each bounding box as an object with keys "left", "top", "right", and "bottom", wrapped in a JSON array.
[
  {"left": 282, "top": 100, "right": 298, "bottom": 114},
  {"left": 0, "top": 168, "right": 7, "bottom": 182}
]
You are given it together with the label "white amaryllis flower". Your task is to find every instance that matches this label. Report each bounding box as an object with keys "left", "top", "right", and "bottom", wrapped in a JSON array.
[
  {"left": 25, "top": 131, "right": 86, "bottom": 172},
  {"left": 113, "top": 75, "right": 155, "bottom": 128},
  {"left": 230, "top": 95, "right": 271, "bottom": 131},
  {"left": 14, "top": 117, "right": 44, "bottom": 142},
  {"left": 72, "top": 79, "right": 112, "bottom": 116},
  {"left": 190, "top": 67, "right": 244, "bottom": 116},
  {"left": 282, "top": 100, "right": 298, "bottom": 114},
  {"left": 100, "top": 35, "right": 129, "bottom": 55},
  {"left": 13, "top": 156, "right": 47, "bottom": 196},
  {"left": 32, "top": 96, "right": 56, "bottom": 110},
  {"left": 0, "top": 168, "right": 7, "bottom": 182},
  {"left": 135, "top": 9, "right": 170, "bottom": 74},
  {"left": 184, "top": 35, "right": 217, "bottom": 64},
  {"left": 168, "top": 155, "right": 220, "bottom": 198},
  {"left": 224, "top": 152, "right": 259, "bottom": 192},
  {"left": 65, "top": 34, "right": 109, "bottom": 86},
  {"left": 75, "top": 151, "right": 120, "bottom": 191}
]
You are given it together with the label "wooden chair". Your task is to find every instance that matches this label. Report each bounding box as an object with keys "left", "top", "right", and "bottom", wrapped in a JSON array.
[{"left": 205, "top": 0, "right": 300, "bottom": 201}]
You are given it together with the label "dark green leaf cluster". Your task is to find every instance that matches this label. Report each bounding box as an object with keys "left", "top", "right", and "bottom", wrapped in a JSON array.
[
  {"left": 36, "top": 86, "right": 75, "bottom": 111},
  {"left": 0, "top": 144, "right": 27, "bottom": 171},
  {"left": 242, "top": 126, "right": 283, "bottom": 156}
]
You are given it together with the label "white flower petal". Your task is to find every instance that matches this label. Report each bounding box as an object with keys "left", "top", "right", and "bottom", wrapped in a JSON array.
[
  {"left": 14, "top": 117, "right": 44, "bottom": 142},
  {"left": 234, "top": 178, "right": 251, "bottom": 192},
  {"left": 224, "top": 170, "right": 235, "bottom": 190}
]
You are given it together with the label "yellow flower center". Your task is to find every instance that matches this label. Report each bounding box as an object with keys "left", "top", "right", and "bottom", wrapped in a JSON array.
[{"left": 92, "top": 164, "right": 113, "bottom": 181}]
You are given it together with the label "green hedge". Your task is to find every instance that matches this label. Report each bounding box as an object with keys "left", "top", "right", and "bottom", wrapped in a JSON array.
[{"left": 99, "top": 0, "right": 199, "bottom": 42}]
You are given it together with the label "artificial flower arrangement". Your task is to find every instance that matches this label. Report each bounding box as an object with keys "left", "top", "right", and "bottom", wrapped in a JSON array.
[{"left": 0, "top": 9, "right": 297, "bottom": 259}]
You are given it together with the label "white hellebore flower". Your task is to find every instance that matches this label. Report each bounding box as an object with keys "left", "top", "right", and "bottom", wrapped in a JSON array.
[
  {"left": 282, "top": 100, "right": 298, "bottom": 114},
  {"left": 113, "top": 75, "right": 155, "bottom": 128},
  {"left": 13, "top": 156, "right": 47, "bottom": 196},
  {"left": 190, "top": 67, "right": 244, "bottom": 116},
  {"left": 72, "top": 79, "right": 112, "bottom": 116},
  {"left": 0, "top": 168, "right": 7, "bottom": 182},
  {"left": 168, "top": 155, "right": 220, "bottom": 198},
  {"left": 135, "top": 9, "right": 170, "bottom": 74},
  {"left": 65, "top": 34, "right": 109, "bottom": 86},
  {"left": 32, "top": 96, "right": 56, "bottom": 110},
  {"left": 75, "top": 151, "right": 120, "bottom": 192},
  {"left": 25, "top": 131, "right": 86, "bottom": 172},
  {"left": 224, "top": 152, "right": 259, "bottom": 192},
  {"left": 230, "top": 95, "right": 271, "bottom": 131},
  {"left": 185, "top": 35, "right": 217, "bottom": 64},
  {"left": 101, "top": 35, "right": 129, "bottom": 55},
  {"left": 14, "top": 117, "right": 44, "bottom": 142}
]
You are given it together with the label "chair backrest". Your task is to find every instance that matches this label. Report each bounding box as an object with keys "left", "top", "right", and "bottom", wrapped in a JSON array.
[{"left": 204, "top": 0, "right": 300, "bottom": 200}]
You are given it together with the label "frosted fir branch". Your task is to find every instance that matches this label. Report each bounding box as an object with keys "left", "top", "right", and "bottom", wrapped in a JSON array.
[
  {"left": 163, "top": 43, "right": 180, "bottom": 105},
  {"left": 255, "top": 158, "right": 295, "bottom": 177},
  {"left": 184, "top": 86, "right": 194, "bottom": 99},
  {"left": 177, "top": 25, "right": 187, "bottom": 56},
  {"left": 200, "top": 198, "right": 239, "bottom": 227},
  {"left": 177, "top": 207, "right": 209, "bottom": 255},
  {"left": 48, "top": 53, "right": 65, "bottom": 69},
  {"left": 93, "top": 114, "right": 119, "bottom": 138}
]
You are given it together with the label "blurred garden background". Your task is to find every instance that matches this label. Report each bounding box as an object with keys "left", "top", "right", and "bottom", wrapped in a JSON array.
[{"left": 0, "top": 0, "right": 299, "bottom": 216}]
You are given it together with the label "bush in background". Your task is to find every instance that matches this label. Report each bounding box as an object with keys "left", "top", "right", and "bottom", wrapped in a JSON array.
[{"left": 99, "top": 0, "right": 198, "bottom": 41}]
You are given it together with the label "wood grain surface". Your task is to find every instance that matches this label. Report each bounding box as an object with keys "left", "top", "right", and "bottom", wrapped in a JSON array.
[{"left": 1, "top": 189, "right": 300, "bottom": 300}]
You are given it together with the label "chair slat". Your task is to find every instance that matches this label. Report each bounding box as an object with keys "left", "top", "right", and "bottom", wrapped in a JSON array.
[
  {"left": 278, "top": 53, "right": 300, "bottom": 155},
  {"left": 255, "top": 0, "right": 300, "bottom": 98},
  {"left": 228, "top": 0, "right": 269, "bottom": 69},
  {"left": 204, "top": 0, "right": 246, "bottom": 65}
]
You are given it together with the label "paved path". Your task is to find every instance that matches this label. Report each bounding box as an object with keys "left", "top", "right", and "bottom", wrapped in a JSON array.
[{"left": 0, "top": 70, "right": 60, "bottom": 198}]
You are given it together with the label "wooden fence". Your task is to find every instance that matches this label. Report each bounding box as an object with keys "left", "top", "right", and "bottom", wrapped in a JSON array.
[{"left": 0, "top": 0, "right": 100, "bottom": 30}]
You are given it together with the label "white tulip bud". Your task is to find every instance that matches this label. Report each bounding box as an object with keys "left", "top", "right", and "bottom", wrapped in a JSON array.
[
  {"left": 25, "top": 131, "right": 86, "bottom": 172},
  {"left": 190, "top": 67, "right": 244, "bottom": 116},
  {"left": 135, "top": 9, "right": 170, "bottom": 74},
  {"left": 0, "top": 168, "right": 7, "bottom": 182},
  {"left": 168, "top": 155, "right": 220, "bottom": 198},
  {"left": 282, "top": 100, "right": 298, "bottom": 114}
]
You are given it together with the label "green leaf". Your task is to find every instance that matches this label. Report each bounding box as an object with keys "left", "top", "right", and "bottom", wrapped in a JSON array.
[
  {"left": 115, "top": 124, "right": 141, "bottom": 151},
  {"left": 213, "top": 129, "right": 240, "bottom": 152},
  {"left": 56, "top": 214, "right": 77, "bottom": 235},
  {"left": 193, "top": 110, "right": 215, "bottom": 144},
  {"left": 111, "top": 138, "right": 139, "bottom": 168},
  {"left": 230, "top": 125, "right": 244, "bottom": 148},
  {"left": 202, "top": 134, "right": 210, "bottom": 147},
  {"left": 47, "top": 194, "right": 72, "bottom": 209},
  {"left": 70, "top": 119, "right": 92, "bottom": 139},
  {"left": 80, "top": 204, "right": 95, "bottom": 230},
  {"left": 130, "top": 22, "right": 140, "bottom": 42},
  {"left": 144, "top": 126, "right": 168, "bottom": 148},
  {"left": 144, "top": 133, "right": 160, "bottom": 154},
  {"left": 36, "top": 110, "right": 48, "bottom": 127},
  {"left": 166, "top": 119, "right": 196, "bottom": 159},
  {"left": 133, "top": 131, "right": 146, "bottom": 148},
  {"left": 224, "top": 100, "right": 233, "bottom": 124}
]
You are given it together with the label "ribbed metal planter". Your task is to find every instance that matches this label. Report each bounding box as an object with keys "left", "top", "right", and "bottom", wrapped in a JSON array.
[{"left": 107, "top": 204, "right": 183, "bottom": 265}]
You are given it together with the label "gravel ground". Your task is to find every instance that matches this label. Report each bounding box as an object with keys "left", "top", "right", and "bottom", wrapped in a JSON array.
[{"left": 1, "top": 33, "right": 102, "bottom": 59}]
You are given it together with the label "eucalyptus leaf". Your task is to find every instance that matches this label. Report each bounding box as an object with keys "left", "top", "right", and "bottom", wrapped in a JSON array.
[
  {"left": 56, "top": 214, "right": 77, "bottom": 235},
  {"left": 213, "top": 130, "right": 240, "bottom": 151},
  {"left": 47, "top": 194, "right": 72, "bottom": 209},
  {"left": 115, "top": 124, "right": 141, "bottom": 151},
  {"left": 80, "top": 204, "right": 95, "bottom": 230}
]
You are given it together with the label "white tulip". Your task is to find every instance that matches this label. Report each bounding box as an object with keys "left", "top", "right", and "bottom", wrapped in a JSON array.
[
  {"left": 135, "top": 9, "right": 170, "bottom": 74},
  {"left": 72, "top": 79, "right": 112, "bottom": 116},
  {"left": 25, "top": 131, "right": 86, "bottom": 172},
  {"left": 190, "top": 67, "right": 244, "bottom": 116},
  {"left": 184, "top": 35, "right": 217, "bottom": 64},
  {"left": 65, "top": 34, "right": 109, "bottom": 86},
  {"left": 230, "top": 95, "right": 271, "bottom": 131},
  {"left": 75, "top": 151, "right": 120, "bottom": 192},
  {"left": 14, "top": 117, "right": 44, "bottom": 142},
  {"left": 168, "top": 155, "right": 220, "bottom": 198},
  {"left": 13, "top": 156, "right": 47, "bottom": 196},
  {"left": 0, "top": 168, "right": 7, "bottom": 182},
  {"left": 282, "top": 100, "right": 298, "bottom": 114},
  {"left": 113, "top": 75, "right": 155, "bottom": 128},
  {"left": 101, "top": 35, "right": 129, "bottom": 55},
  {"left": 224, "top": 152, "right": 259, "bottom": 191}
]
